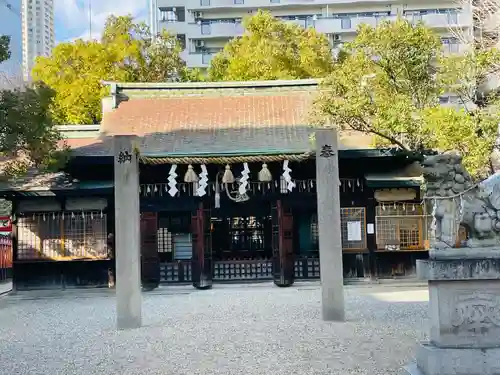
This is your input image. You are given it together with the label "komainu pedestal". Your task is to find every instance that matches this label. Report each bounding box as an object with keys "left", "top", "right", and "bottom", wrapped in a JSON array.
[
  {"left": 407, "top": 152, "right": 500, "bottom": 375},
  {"left": 407, "top": 252, "right": 500, "bottom": 375}
]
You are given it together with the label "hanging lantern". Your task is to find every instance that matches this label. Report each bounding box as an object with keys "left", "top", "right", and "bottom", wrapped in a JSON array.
[
  {"left": 258, "top": 163, "right": 272, "bottom": 182},
  {"left": 222, "top": 165, "right": 235, "bottom": 184},
  {"left": 184, "top": 164, "right": 198, "bottom": 183}
]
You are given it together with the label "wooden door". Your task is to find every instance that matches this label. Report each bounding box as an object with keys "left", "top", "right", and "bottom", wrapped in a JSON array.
[
  {"left": 192, "top": 203, "right": 213, "bottom": 289},
  {"left": 140, "top": 212, "right": 160, "bottom": 289},
  {"left": 272, "top": 200, "right": 295, "bottom": 287}
]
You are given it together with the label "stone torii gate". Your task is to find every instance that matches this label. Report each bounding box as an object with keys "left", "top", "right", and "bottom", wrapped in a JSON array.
[{"left": 111, "top": 130, "right": 345, "bottom": 329}]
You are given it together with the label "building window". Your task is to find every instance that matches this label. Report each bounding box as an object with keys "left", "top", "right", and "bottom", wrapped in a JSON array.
[
  {"left": 310, "top": 208, "right": 367, "bottom": 250},
  {"left": 159, "top": 9, "right": 177, "bottom": 22},
  {"left": 229, "top": 217, "right": 268, "bottom": 252},
  {"left": 341, "top": 17, "right": 351, "bottom": 29},
  {"left": 201, "top": 22, "right": 211, "bottom": 35},
  {"left": 17, "top": 212, "right": 108, "bottom": 260},
  {"left": 234, "top": 0, "right": 244, "bottom": 3},
  {"left": 270, "top": 0, "right": 280, "bottom": 3},
  {"left": 448, "top": 11, "right": 458, "bottom": 24},
  {"left": 157, "top": 228, "right": 173, "bottom": 253},
  {"left": 310, "top": 214, "right": 319, "bottom": 248},
  {"left": 202, "top": 53, "right": 213, "bottom": 65},
  {"left": 375, "top": 203, "right": 427, "bottom": 250},
  {"left": 200, "top": 0, "right": 210, "bottom": 5}
]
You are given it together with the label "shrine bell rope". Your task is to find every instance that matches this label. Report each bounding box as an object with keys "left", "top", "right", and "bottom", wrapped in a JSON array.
[{"left": 139, "top": 152, "right": 313, "bottom": 165}]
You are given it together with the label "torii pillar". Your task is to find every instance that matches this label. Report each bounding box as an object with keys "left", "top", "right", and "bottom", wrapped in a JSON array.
[
  {"left": 315, "top": 128, "right": 345, "bottom": 321},
  {"left": 113, "top": 135, "right": 142, "bottom": 330}
]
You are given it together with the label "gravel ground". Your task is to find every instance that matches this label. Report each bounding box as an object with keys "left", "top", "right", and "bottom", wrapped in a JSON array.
[{"left": 0, "top": 283, "right": 428, "bottom": 375}]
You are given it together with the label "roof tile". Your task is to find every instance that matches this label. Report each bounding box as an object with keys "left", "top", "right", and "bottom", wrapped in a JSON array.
[{"left": 101, "top": 92, "right": 314, "bottom": 135}]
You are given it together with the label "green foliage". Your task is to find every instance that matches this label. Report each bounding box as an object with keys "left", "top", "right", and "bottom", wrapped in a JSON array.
[
  {"left": 32, "top": 15, "right": 186, "bottom": 124},
  {"left": 312, "top": 18, "right": 500, "bottom": 178},
  {"left": 208, "top": 10, "right": 335, "bottom": 81},
  {"left": 0, "top": 84, "right": 63, "bottom": 176},
  {"left": 0, "top": 35, "right": 10, "bottom": 63}
]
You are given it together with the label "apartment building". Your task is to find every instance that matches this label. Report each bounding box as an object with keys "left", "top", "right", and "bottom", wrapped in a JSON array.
[
  {"left": 21, "top": 0, "right": 54, "bottom": 81},
  {"left": 149, "top": 0, "right": 473, "bottom": 71},
  {"left": 0, "top": 0, "right": 22, "bottom": 81}
]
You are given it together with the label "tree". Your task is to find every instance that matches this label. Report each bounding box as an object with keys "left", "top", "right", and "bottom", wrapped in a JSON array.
[
  {"left": 32, "top": 15, "right": 186, "bottom": 125},
  {"left": 208, "top": 10, "right": 335, "bottom": 81},
  {"left": 0, "top": 40, "right": 64, "bottom": 176},
  {"left": 0, "top": 35, "right": 10, "bottom": 63},
  {"left": 312, "top": 18, "right": 500, "bottom": 178}
]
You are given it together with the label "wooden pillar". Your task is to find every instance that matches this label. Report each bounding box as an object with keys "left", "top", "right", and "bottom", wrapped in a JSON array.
[
  {"left": 11, "top": 199, "right": 18, "bottom": 293},
  {"left": 272, "top": 200, "right": 295, "bottom": 287},
  {"left": 191, "top": 203, "right": 212, "bottom": 289},
  {"left": 140, "top": 212, "right": 160, "bottom": 290},
  {"left": 365, "top": 199, "right": 378, "bottom": 280},
  {"left": 113, "top": 135, "right": 141, "bottom": 330},
  {"left": 315, "top": 129, "right": 345, "bottom": 321}
]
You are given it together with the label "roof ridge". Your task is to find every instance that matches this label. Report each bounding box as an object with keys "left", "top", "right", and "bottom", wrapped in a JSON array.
[{"left": 102, "top": 79, "right": 320, "bottom": 91}]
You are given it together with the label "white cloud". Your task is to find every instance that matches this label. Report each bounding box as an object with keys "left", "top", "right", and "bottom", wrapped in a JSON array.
[{"left": 55, "top": 0, "right": 148, "bottom": 42}]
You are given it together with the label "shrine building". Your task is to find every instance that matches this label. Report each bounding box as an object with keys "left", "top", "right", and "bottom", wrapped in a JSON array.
[{"left": 0, "top": 79, "right": 429, "bottom": 290}]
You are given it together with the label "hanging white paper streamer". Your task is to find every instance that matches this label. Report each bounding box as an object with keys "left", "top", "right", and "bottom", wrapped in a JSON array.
[
  {"left": 282, "top": 160, "right": 296, "bottom": 192},
  {"left": 430, "top": 199, "right": 437, "bottom": 241},
  {"left": 197, "top": 164, "right": 208, "bottom": 197},
  {"left": 168, "top": 164, "right": 179, "bottom": 197},
  {"left": 239, "top": 162, "right": 250, "bottom": 195}
]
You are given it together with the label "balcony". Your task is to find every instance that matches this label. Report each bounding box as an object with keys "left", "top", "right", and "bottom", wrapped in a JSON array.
[
  {"left": 314, "top": 15, "right": 396, "bottom": 34},
  {"left": 407, "top": 11, "right": 472, "bottom": 29},
  {"left": 184, "top": 52, "right": 215, "bottom": 68},
  {"left": 186, "top": 0, "right": 412, "bottom": 10},
  {"left": 442, "top": 43, "right": 470, "bottom": 56},
  {"left": 192, "top": 21, "right": 244, "bottom": 39},
  {"left": 159, "top": 20, "right": 191, "bottom": 35}
]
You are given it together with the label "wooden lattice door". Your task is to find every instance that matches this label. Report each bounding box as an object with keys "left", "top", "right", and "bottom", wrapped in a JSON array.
[
  {"left": 272, "top": 200, "right": 295, "bottom": 287},
  {"left": 140, "top": 212, "right": 160, "bottom": 289},
  {"left": 192, "top": 203, "right": 213, "bottom": 289}
]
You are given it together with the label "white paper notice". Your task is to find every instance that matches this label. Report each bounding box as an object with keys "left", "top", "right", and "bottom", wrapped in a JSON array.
[
  {"left": 347, "top": 221, "right": 362, "bottom": 241},
  {"left": 367, "top": 223, "right": 375, "bottom": 235}
]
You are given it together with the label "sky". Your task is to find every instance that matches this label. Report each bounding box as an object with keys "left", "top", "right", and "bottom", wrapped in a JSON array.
[
  {"left": 0, "top": 0, "right": 149, "bottom": 78},
  {"left": 54, "top": 0, "right": 149, "bottom": 41}
]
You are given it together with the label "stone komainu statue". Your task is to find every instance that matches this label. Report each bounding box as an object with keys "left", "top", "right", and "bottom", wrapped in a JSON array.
[{"left": 422, "top": 152, "right": 500, "bottom": 248}]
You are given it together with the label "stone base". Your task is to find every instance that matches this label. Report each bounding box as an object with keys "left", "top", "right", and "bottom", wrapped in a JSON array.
[{"left": 405, "top": 342, "right": 500, "bottom": 375}]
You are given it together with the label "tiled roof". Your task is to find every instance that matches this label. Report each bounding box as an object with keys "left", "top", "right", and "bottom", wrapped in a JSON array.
[
  {"left": 62, "top": 79, "right": 375, "bottom": 157},
  {"left": 101, "top": 92, "right": 314, "bottom": 135}
]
